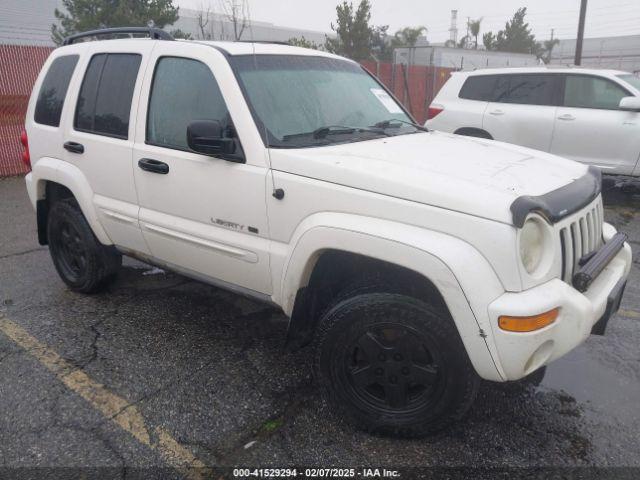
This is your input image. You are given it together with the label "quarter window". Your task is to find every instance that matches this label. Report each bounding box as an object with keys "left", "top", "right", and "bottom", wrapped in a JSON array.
[
  {"left": 147, "top": 57, "right": 230, "bottom": 150},
  {"left": 459, "top": 76, "right": 497, "bottom": 101},
  {"left": 75, "top": 53, "right": 141, "bottom": 138},
  {"left": 563, "top": 75, "right": 629, "bottom": 110},
  {"left": 34, "top": 55, "right": 79, "bottom": 127}
]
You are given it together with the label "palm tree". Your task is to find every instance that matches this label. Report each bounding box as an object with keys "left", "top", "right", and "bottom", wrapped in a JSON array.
[
  {"left": 542, "top": 38, "right": 560, "bottom": 63},
  {"left": 468, "top": 18, "right": 482, "bottom": 49},
  {"left": 391, "top": 26, "right": 428, "bottom": 48}
]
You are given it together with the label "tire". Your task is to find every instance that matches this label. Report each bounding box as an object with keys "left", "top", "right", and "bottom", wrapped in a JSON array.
[
  {"left": 47, "top": 198, "right": 121, "bottom": 293},
  {"left": 314, "top": 293, "right": 479, "bottom": 437}
]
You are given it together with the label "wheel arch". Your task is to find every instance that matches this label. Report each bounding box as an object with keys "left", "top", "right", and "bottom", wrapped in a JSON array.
[
  {"left": 454, "top": 127, "right": 493, "bottom": 139},
  {"left": 278, "top": 214, "right": 506, "bottom": 381},
  {"left": 30, "top": 158, "right": 112, "bottom": 246}
]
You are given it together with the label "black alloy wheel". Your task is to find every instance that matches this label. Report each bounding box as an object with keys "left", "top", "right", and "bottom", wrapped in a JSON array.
[
  {"left": 344, "top": 323, "right": 445, "bottom": 413},
  {"left": 315, "top": 293, "right": 479, "bottom": 437},
  {"left": 47, "top": 198, "right": 121, "bottom": 293}
]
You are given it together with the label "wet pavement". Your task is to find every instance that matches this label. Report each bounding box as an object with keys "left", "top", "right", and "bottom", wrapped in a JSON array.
[{"left": 0, "top": 175, "right": 639, "bottom": 476}]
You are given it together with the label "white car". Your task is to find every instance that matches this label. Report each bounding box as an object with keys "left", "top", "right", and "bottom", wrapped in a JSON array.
[
  {"left": 23, "top": 28, "right": 632, "bottom": 437},
  {"left": 426, "top": 67, "right": 640, "bottom": 177}
]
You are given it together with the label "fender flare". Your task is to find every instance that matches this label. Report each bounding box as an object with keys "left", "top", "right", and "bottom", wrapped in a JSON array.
[
  {"left": 278, "top": 213, "right": 507, "bottom": 381},
  {"left": 31, "top": 158, "right": 112, "bottom": 245}
]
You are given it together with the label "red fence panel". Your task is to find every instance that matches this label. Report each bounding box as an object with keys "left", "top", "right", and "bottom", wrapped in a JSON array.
[
  {"left": 0, "top": 45, "right": 54, "bottom": 177},
  {"left": 361, "top": 60, "right": 454, "bottom": 124}
]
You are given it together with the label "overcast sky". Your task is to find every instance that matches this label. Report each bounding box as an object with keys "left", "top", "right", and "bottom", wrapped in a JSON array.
[{"left": 175, "top": 0, "right": 640, "bottom": 43}]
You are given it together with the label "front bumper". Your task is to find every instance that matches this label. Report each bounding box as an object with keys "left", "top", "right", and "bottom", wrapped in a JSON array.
[{"left": 487, "top": 234, "right": 632, "bottom": 381}]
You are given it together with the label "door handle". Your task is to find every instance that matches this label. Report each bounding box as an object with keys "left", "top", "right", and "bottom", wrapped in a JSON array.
[
  {"left": 557, "top": 114, "right": 576, "bottom": 121},
  {"left": 489, "top": 110, "right": 505, "bottom": 116},
  {"left": 63, "top": 141, "right": 84, "bottom": 154},
  {"left": 138, "top": 158, "right": 169, "bottom": 174}
]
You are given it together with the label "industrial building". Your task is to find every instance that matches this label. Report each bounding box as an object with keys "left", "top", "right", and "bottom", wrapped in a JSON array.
[
  {"left": 0, "top": 0, "right": 330, "bottom": 46},
  {"left": 550, "top": 34, "right": 640, "bottom": 73}
]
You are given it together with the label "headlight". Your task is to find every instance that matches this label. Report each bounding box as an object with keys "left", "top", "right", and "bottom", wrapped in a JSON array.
[{"left": 519, "top": 216, "right": 553, "bottom": 277}]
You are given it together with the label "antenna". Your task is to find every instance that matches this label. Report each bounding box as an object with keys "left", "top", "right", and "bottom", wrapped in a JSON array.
[{"left": 245, "top": 0, "right": 282, "bottom": 200}]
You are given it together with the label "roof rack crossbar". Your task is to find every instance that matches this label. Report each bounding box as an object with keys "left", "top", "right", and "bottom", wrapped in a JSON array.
[{"left": 62, "top": 27, "right": 173, "bottom": 46}]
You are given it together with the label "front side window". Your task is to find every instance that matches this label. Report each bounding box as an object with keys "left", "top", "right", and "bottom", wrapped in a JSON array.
[
  {"left": 34, "top": 55, "right": 79, "bottom": 127},
  {"left": 563, "top": 75, "right": 629, "bottom": 110},
  {"left": 75, "top": 53, "right": 141, "bottom": 138},
  {"left": 230, "top": 55, "right": 417, "bottom": 148},
  {"left": 147, "top": 57, "right": 230, "bottom": 150}
]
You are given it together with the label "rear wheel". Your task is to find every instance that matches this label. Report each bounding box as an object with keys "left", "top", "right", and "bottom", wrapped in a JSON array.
[
  {"left": 314, "top": 293, "right": 479, "bottom": 437},
  {"left": 47, "top": 198, "right": 121, "bottom": 293}
]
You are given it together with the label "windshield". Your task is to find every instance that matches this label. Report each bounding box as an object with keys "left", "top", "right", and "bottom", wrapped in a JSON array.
[
  {"left": 230, "top": 55, "right": 419, "bottom": 148},
  {"left": 618, "top": 74, "right": 640, "bottom": 92}
]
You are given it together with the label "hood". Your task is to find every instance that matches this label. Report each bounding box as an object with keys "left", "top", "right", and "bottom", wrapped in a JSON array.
[{"left": 269, "top": 131, "right": 589, "bottom": 225}]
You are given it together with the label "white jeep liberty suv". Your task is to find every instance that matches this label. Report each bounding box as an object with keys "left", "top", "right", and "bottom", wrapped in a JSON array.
[{"left": 22, "top": 28, "right": 632, "bottom": 437}]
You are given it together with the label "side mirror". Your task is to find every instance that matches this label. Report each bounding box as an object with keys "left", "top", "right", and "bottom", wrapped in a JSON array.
[
  {"left": 187, "top": 120, "right": 236, "bottom": 156},
  {"left": 619, "top": 96, "right": 640, "bottom": 112}
]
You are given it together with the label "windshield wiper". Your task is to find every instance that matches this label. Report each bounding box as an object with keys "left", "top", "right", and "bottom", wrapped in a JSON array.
[
  {"left": 282, "top": 125, "right": 391, "bottom": 142},
  {"left": 372, "top": 119, "right": 429, "bottom": 132}
]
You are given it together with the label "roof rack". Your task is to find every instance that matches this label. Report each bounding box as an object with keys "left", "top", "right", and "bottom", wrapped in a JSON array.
[
  {"left": 235, "top": 40, "right": 291, "bottom": 46},
  {"left": 62, "top": 27, "right": 173, "bottom": 46}
]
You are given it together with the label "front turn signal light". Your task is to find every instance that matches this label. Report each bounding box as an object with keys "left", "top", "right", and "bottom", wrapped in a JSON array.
[{"left": 498, "top": 308, "right": 560, "bottom": 332}]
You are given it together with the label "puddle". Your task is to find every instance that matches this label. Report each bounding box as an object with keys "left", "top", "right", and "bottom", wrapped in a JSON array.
[{"left": 541, "top": 345, "right": 640, "bottom": 421}]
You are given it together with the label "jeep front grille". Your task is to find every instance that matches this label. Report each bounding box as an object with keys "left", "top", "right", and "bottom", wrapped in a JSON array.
[{"left": 559, "top": 200, "right": 604, "bottom": 284}]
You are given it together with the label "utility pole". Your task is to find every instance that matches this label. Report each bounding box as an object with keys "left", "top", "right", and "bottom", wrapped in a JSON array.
[
  {"left": 466, "top": 16, "right": 470, "bottom": 47},
  {"left": 574, "top": 0, "right": 588, "bottom": 65}
]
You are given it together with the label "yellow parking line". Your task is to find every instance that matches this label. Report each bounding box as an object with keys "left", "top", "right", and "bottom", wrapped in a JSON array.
[
  {"left": 0, "top": 315, "right": 212, "bottom": 480},
  {"left": 618, "top": 309, "right": 640, "bottom": 319}
]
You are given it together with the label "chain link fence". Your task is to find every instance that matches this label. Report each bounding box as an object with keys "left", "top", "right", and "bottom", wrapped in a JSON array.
[{"left": 0, "top": 44, "right": 53, "bottom": 177}]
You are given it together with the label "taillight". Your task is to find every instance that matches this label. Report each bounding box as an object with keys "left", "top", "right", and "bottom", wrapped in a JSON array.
[
  {"left": 20, "top": 130, "right": 31, "bottom": 169},
  {"left": 427, "top": 105, "right": 444, "bottom": 120}
]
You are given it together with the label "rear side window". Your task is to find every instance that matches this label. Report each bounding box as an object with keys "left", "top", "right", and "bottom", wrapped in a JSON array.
[
  {"left": 75, "top": 53, "right": 142, "bottom": 139},
  {"left": 34, "top": 55, "right": 79, "bottom": 127},
  {"left": 146, "top": 57, "right": 230, "bottom": 150},
  {"left": 563, "top": 75, "right": 629, "bottom": 110},
  {"left": 461, "top": 74, "right": 558, "bottom": 106},
  {"left": 502, "top": 74, "right": 557, "bottom": 106},
  {"left": 459, "top": 76, "right": 496, "bottom": 101}
]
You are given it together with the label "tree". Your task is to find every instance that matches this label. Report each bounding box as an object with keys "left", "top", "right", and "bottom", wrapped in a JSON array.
[
  {"left": 169, "top": 28, "right": 192, "bottom": 40},
  {"left": 370, "top": 25, "right": 392, "bottom": 61},
  {"left": 482, "top": 8, "right": 540, "bottom": 55},
  {"left": 196, "top": 3, "right": 214, "bottom": 40},
  {"left": 390, "top": 26, "right": 427, "bottom": 48},
  {"left": 468, "top": 18, "right": 482, "bottom": 49},
  {"left": 51, "top": 0, "right": 180, "bottom": 45},
  {"left": 482, "top": 32, "right": 496, "bottom": 50},
  {"left": 325, "top": 0, "right": 374, "bottom": 61},
  {"left": 288, "top": 36, "right": 324, "bottom": 50},
  {"left": 220, "top": 0, "right": 248, "bottom": 41}
]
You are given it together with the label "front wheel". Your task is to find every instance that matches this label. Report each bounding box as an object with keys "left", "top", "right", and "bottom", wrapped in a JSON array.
[
  {"left": 47, "top": 198, "right": 121, "bottom": 293},
  {"left": 314, "top": 293, "right": 479, "bottom": 437}
]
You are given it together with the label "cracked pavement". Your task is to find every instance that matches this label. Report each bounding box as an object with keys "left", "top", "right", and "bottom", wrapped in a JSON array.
[{"left": 0, "top": 175, "right": 639, "bottom": 477}]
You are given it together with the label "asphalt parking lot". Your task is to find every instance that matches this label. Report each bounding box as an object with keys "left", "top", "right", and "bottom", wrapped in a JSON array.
[{"left": 0, "top": 175, "right": 639, "bottom": 477}]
